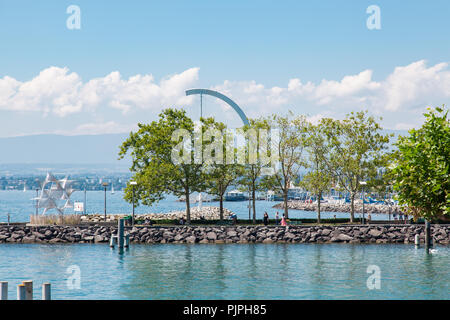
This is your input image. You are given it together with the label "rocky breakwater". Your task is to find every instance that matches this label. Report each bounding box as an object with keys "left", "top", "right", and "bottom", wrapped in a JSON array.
[
  {"left": 274, "top": 200, "right": 405, "bottom": 215},
  {"left": 80, "top": 206, "right": 233, "bottom": 223},
  {"left": 1, "top": 224, "right": 449, "bottom": 245}
]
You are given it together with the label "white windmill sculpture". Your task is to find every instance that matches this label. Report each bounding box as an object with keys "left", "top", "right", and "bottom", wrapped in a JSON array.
[{"left": 33, "top": 172, "right": 76, "bottom": 215}]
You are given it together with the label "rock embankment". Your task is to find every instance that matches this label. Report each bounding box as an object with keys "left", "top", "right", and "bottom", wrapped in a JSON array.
[
  {"left": 80, "top": 206, "right": 233, "bottom": 223},
  {"left": 274, "top": 201, "right": 405, "bottom": 215},
  {"left": 1, "top": 225, "right": 449, "bottom": 245}
]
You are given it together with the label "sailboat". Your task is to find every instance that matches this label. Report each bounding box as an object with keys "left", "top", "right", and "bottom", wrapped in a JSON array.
[
  {"left": 23, "top": 184, "right": 27, "bottom": 192},
  {"left": 111, "top": 183, "right": 115, "bottom": 194}
]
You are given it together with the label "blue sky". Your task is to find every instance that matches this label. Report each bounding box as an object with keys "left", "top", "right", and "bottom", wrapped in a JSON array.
[{"left": 0, "top": 0, "right": 449, "bottom": 137}]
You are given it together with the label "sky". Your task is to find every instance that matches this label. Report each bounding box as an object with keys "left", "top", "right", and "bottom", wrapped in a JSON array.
[{"left": 0, "top": 0, "right": 449, "bottom": 137}]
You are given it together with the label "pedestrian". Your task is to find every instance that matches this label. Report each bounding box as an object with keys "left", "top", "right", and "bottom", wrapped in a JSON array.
[
  {"left": 231, "top": 213, "right": 237, "bottom": 226},
  {"left": 263, "top": 212, "right": 269, "bottom": 226},
  {"left": 275, "top": 212, "right": 279, "bottom": 225},
  {"left": 368, "top": 213, "right": 372, "bottom": 222},
  {"left": 281, "top": 214, "right": 287, "bottom": 226}
]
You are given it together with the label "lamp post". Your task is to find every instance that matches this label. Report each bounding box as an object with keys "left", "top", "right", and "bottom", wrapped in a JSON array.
[
  {"left": 35, "top": 188, "right": 39, "bottom": 216},
  {"left": 129, "top": 181, "right": 137, "bottom": 226},
  {"left": 84, "top": 182, "right": 87, "bottom": 215},
  {"left": 102, "top": 182, "right": 109, "bottom": 221},
  {"left": 359, "top": 181, "right": 367, "bottom": 224}
]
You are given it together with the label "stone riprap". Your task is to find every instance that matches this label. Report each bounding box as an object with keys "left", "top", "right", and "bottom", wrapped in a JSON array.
[
  {"left": 80, "top": 206, "right": 233, "bottom": 223},
  {"left": 0, "top": 225, "right": 449, "bottom": 245},
  {"left": 274, "top": 200, "right": 405, "bottom": 215}
]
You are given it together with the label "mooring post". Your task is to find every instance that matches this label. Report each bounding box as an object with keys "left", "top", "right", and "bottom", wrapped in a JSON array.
[
  {"left": 42, "top": 283, "right": 51, "bottom": 300},
  {"left": 17, "top": 284, "right": 26, "bottom": 300},
  {"left": 425, "top": 220, "right": 432, "bottom": 250},
  {"left": 22, "top": 280, "right": 33, "bottom": 300},
  {"left": 118, "top": 218, "right": 124, "bottom": 249},
  {"left": 0, "top": 281, "right": 8, "bottom": 300},
  {"left": 124, "top": 234, "right": 130, "bottom": 248},
  {"left": 415, "top": 234, "right": 420, "bottom": 247}
]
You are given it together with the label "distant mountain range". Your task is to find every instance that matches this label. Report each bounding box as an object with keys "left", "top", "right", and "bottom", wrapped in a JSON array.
[
  {"left": 0, "top": 129, "right": 409, "bottom": 174},
  {"left": 0, "top": 134, "right": 132, "bottom": 174}
]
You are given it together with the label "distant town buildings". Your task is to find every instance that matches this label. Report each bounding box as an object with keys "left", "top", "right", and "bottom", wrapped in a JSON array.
[{"left": 0, "top": 173, "right": 132, "bottom": 191}]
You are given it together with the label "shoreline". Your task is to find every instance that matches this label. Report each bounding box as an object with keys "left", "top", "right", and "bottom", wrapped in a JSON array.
[
  {"left": 1, "top": 224, "right": 449, "bottom": 245},
  {"left": 274, "top": 200, "right": 405, "bottom": 215}
]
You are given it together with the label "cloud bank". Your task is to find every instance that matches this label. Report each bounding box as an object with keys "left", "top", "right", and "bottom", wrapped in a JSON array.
[
  {"left": 0, "top": 67, "right": 199, "bottom": 117},
  {"left": 0, "top": 60, "right": 449, "bottom": 133}
]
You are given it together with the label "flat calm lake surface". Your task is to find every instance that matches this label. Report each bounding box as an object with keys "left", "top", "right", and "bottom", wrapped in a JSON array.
[
  {"left": 0, "top": 243, "right": 448, "bottom": 300},
  {"left": 0, "top": 191, "right": 391, "bottom": 222}
]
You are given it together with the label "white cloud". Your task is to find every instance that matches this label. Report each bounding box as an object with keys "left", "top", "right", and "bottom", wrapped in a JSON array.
[
  {"left": 0, "top": 67, "right": 200, "bottom": 117},
  {"left": 1, "top": 60, "right": 449, "bottom": 132},
  {"left": 68, "top": 121, "right": 137, "bottom": 135},
  {"left": 211, "top": 60, "right": 450, "bottom": 130}
]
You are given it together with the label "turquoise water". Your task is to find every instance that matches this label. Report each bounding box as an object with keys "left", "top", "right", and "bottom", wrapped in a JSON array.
[
  {"left": 0, "top": 243, "right": 448, "bottom": 300},
  {"left": 0, "top": 191, "right": 391, "bottom": 222}
]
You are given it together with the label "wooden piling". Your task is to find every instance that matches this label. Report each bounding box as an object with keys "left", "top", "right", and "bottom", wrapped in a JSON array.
[
  {"left": 425, "top": 220, "right": 432, "bottom": 249},
  {"left": 17, "top": 284, "right": 26, "bottom": 300},
  {"left": 22, "top": 280, "right": 33, "bottom": 300},
  {"left": 124, "top": 234, "right": 130, "bottom": 248},
  {"left": 42, "top": 283, "right": 51, "bottom": 300},
  {"left": 414, "top": 234, "right": 420, "bottom": 247},
  {"left": 118, "top": 219, "right": 124, "bottom": 249},
  {"left": 0, "top": 281, "right": 7, "bottom": 300}
]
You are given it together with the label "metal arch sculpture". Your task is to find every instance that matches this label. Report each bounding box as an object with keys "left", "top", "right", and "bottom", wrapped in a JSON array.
[{"left": 185, "top": 89, "right": 250, "bottom": 126}]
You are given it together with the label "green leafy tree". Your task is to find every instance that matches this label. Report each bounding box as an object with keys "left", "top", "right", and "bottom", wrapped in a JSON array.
[
  {"left": 301, "top": 123, "right": 333, "bottom": 223},
  {"left": 390, "top": 106, "right": 450, "bottom": 220},
  {"left": 118, "top": 108, "right": 205, "bottom": 224},
  {"left": 201, "top": 117, "right": 244, "bottom": 220},
  {"left": 320, "top": 111, "right": 391, "bottom": 222},
  {"left": 238, "top": 118, "right": 272, "bottom": 224},
  {"left": 265, "top": 112, "right": 308, "bottom": 218}
]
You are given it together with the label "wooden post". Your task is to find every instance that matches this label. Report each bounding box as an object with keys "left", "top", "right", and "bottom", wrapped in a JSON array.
[
  {"left": 414, "top": 234, "right": 420, "bottom": 247},
  {"left": 0, "top": 281, "right": 7, "bottom": 300},
  {"left": 17, "top": 284, "right": 26, "bottom": 300},
  {"left": 124, "top": 234, "right": 130, "bottom": 248},
  {"left": 118, "top": 219, "right": 124, "bottom": 249},
  {"left": 42, "top": 283, "right": 51, "bottom": 300},
  {"left": 22, "top": 280, "right": 33, "bottom": 300},
  {"left": 109, "top": 236, "right": 115, "bottom": 248},
  {"left": 425, "top": 220, "right": 432, "bottom": 250}
]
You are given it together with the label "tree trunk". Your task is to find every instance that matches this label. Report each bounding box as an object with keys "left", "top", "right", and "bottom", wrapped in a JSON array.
[
  {"left": 219, "top": 194, "right": 224, "bottom": 221},
  {"left": 185, "top": 190, "right": 191, "bottom": 224},
  {"left": 252, "top": 188, "right": 256, "bottom": 224},
  {"left": 317, "top": 191, "right": 321, "bottom": 224},
  {"left": 283, "top": 189, "right": 289, "bottom": 219},
  {"left": 350, "top": 192, "right": 355, "bottom": 223}
]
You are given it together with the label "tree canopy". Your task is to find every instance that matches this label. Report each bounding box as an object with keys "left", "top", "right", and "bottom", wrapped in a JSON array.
[
  {"left": 390, "top": 106, "right": 450, "bottom": 220},
  {"left": 118, "top": 108, "right": 205, "bottom": 224}
]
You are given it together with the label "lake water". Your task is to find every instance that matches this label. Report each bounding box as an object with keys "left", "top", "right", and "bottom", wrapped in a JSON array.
[
  {"left": 0, "top": 243, "right": 448, "bottom": 300},
  {"left": 0, "top": 191, "right": 391, "bottom": 223}
]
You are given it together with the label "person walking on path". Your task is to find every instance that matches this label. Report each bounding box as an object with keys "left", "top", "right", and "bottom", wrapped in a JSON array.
[
  {"left": 281, "top": 214, "right": 287, "bottom": 226},
  {"left": 275, "top": 212, "right": 279, "bottom": 225},
  {"left": 263, "top": 212, "right": 269, "bottom": 226},
  {"left": 231, "top": 213, "right": 237, "bottom": 226}
]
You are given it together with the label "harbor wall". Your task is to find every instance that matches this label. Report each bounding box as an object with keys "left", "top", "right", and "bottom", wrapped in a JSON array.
[{"left": 0, "top": 224, "right": 449, "bottom": 245}]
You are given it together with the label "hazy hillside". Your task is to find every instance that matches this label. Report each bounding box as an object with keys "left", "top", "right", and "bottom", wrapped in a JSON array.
[
  {"left": 0, "top": 129, "right": 409, "bottom": 174},
  {"left": 0, "top": 134, "right": 130, "bottom": 164}
]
